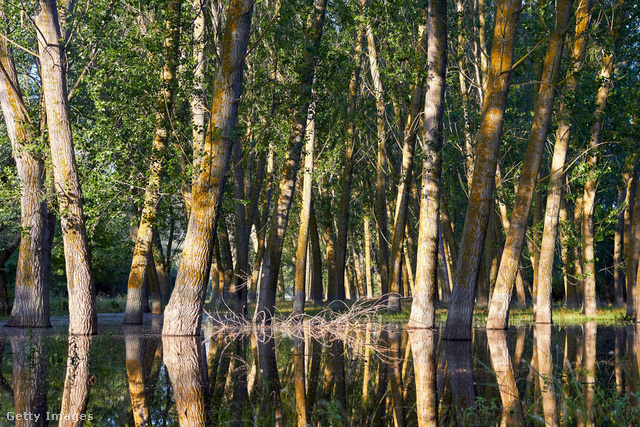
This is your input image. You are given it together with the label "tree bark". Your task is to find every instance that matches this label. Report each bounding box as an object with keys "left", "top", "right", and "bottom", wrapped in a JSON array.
[
  {"left": 253, "top": 0, "right": 327, "bottom": 323},
  {"left": 614, "top": 184, "right": 626, "bottom": 307},
  {"left": 334, "top": 26, "right": 364, "bottom": 304},
  {"left": 388, "top": 18, "right": 429, "bottom": 313},
  {"left": 36, "top": 0, "right": 96, "bottom": 334},
  {"left": 486, "top": 0, "right": 573, "bottom": 328},
  {"left": 162, "top": 0, "right": 253, "bottom": 336},
  {"left": 625, "top": 167, "right": 638, "bottom": 317},
  {"left": 293, "top": 101, "right": 316, "bottom": 315},
  {"left": 408, "top": 0, "right": 447, "bottom": 329},
  {"left": 309, "top": 202, "right": 324, "bottom": 304},
  {"left": 124, "top": 0, "right": 181, "bottom": 324},
  {"left": 444, "top": 0, "right": 522, "bottom": 340}
]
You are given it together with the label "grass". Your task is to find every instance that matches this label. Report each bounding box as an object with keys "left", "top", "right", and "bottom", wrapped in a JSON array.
[{"left": 0, "top": 294, "right": 632, "bottom": 326}]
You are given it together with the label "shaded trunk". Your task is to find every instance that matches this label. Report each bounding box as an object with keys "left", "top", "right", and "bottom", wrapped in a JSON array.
[
  {"left": 36, "top": 0, "right": 96, "bottom": 334},
  {"left": 614, "top": 185, "right": 626, "bottom": 307},
  {"left": 124, "top": 0, "right": 181, "bottom": 324},
  {"left": 486, "top": 0, "right": 573, "bottom": 329},
  {"left": 152, "top": 231, "right": 171, "bottom": 305},
  {"left": 0, "top": 234, "right": 20, "bottom": 316},
  {"left": 444, "top": 0, "right": 522, "bottom": 340},
  {"left": 625, "top": 168, "right": 638, "bottom": 317},
  {"left": 254, "top": 0, "right": 327, "bottom": 323},
  {"left": 309, "top": 202, "right": 324, "bottom": 304},
  {"left": 257, "top": 330, "right": 285, "bottom": 426},
  {"left": 408, "top": 0, "right": 447, "bottom": 329},
  {"left": 162, "top": 0, "right": 253, "bottom": 336}
]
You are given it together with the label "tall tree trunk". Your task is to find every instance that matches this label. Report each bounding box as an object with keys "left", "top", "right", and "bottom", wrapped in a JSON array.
[
  {"left": 408, "top": 0, "right": 447, "bottom": 329},
  {"left": 253, "top": 0, "right": 327, "bottom": 323},
  {"left": 625, "top": 167, "right": 638, "bottom": 317},
  {"left": 486, "top": 0, "right": 573, "bottom": 328},
  {"left": 152, "top": 231, "right": 171, "bottom": 305},
  {"left": 583, "top": 53, "right": 617, "bottom": 317},
  {"left": 388, "top": 18, "right": 429, "bottom": 313},
  {"left": 293, "top": 102, "right": 317, "bottom": 315},
  {"left": 162, "top": 0, "right": 253, "bottom": 336},
  {"left": 444, "top": 0, "right": 522, "bottom": 340},
  {"left": 1, "top": 9, "right": 54, "bottom": 328},
  {"left": 364, "top": 213, "right": 374, "bottom": 297},
  {"left": 36, "top": 0, "right": 96, "bottom": 335},
  {"left": 614, "top": 184, "right": 626, "bottom": 307},
  {"left": 124, "top": 0, "right": 182, "bottom": 324},
  {"left": 366, "top": 23, "right": 390, "bottom": 297},
  {"left": 334, "top": 26, "right": 364, "bottom": 304}
]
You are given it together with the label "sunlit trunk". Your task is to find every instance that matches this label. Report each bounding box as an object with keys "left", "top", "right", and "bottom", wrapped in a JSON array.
[
  {"left": 486, "top": 0, "right": 574, "bottom": 328},
  {"left": 124, "top": 0, "right": 181, "bottom": 324},
  {"left": 254, "top": 0, "right": 327, "bottom": 322},
  {"left": 162, "top": 0, "right": 254, "bottom": 336},
  {"left": 625, "top": 170, "right": 638, "bottom": 318},
  {"left": 293, "top": 102, "right": 316, "bottom": 314},
  {"left": 444, "top": 0, "right": 522, "bottom": 340},
  {"left": 408, "top": 0, "right": 446, "bottom": 328},
  {"left": 0, "top": 25, "right": 53, "bottom": 327}
]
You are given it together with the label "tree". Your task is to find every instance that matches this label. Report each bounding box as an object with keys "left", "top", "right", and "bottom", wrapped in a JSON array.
[
  {"left": 444, "top": 0, "right": 522, "bottom": 340},
  {"left": 35, "top": 0, "right": 97, "bottom": 335},
  {"left": 162, "top": 0, "right": 254, "bottom": 336},
  {"left": 486, "top": 0, "right": 575, "bottom": 328},
  {"left": 407, "top": 0, "right": 447, "bottom": 329}
]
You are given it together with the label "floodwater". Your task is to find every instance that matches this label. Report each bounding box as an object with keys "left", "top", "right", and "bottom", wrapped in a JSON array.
[{"left": 0, "top": 314, "right": 638, "bottom": 426}]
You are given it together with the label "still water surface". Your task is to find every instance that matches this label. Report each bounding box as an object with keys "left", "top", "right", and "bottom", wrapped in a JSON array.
[{"left": 0, "top": 314, "right": 638, "bottom": 426}]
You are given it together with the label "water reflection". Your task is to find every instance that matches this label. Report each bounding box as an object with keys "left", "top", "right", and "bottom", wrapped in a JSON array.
[{"left": 3, "top": 320, "right": 640, "bottom": 425}]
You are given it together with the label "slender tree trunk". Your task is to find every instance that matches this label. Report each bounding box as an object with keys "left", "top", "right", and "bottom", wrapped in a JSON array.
[
  {"left": 36, "top": 0, "right": 96, "bottom": 334},
  {"left": 309, "top": 202, "right": 324, "bottom": 304},
  {"left": 408, "top": 0, "right": 447, "bottom": 329},
  {"left": 124, "top": 0, "right": 182, "bottom": 324},
  {"left": 293, "top": 102, "right": 316, "bottom": 315},
  {"left": 322, "top": 180, "right": 338, "bottom": 302},
  {"left": 152, "top": 231, "right": 171, "bottom": 305},
  {"left": 254, "top": 0, "right": 327, "bottom": 323},
  {"left": 364, "top": 214, "right": 374, "bottom": 297},
  {"left": 147, "top": 255, "right": 163, "bottom": 314},
  {"left": 625, "top": 167, "right": 638, "bottom": 317},
  {"left": 294, "top": 336, "right": 307, "bottom": 427},
  {"left": 388, "top": 19, "right": 429, "bottom": 313},
  {"left": 163, "top": 0, "right": 253, "bottom": 336},
  {"left": 334, "top": 27, "right": 364, "bottom": 304},
  {"left": 487, "top": 0, "right": 573, "bottom": 328},
  {"left": 614, "top": 185, "right": 626, "bottom": 307},
  {"left": 444, "top": 0, "right": 522, "bottom": 340},
  {"left": 230, "top": 141, "right": 249, "bottom": 316},
  {"left": 583, "top": 52, "right": 617, "bottom": 317}
]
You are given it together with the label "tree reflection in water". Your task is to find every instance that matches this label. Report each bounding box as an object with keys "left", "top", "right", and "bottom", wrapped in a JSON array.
[{"left": 4, "top": 320, "right": 640, "bottom": 425}]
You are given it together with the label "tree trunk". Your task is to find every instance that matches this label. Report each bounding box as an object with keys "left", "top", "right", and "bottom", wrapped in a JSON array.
[
  {"left": 583, "top": 52, "right": 617, "bottom": 317},
  {"left": 36, "top": 0, "right": 96, "bottom": 335},
  {"left": 321, "top": 180, "right": 338, "bottom": 302},
  {"left": 334, "top": 26, "right": 364, "bottom": 304},
  {"left": 388, "top": 19, "right": 429, "bottom": 313},
  {"left": 365, "top": 17, "right": 390, "bottom": 298},
  {"left": 124, "top": 0, "right": 181, "bottom": 324},
  {"left": 125, "top": 334, "right": 150, "bottom": 426},
  {"left": 409, "top": 329, "right": 437, "bottom": 426},
  {"left": 0, "top": 234, "right": 20, "bottom": 316},
  {"left": 625, "top": 168, "right": 638, "bottom": 317},
  {"left": 444, "top": 0, "right": 522, "bottom": 340},
  {"left": 152, "top": 231, "right": 171, "bottom": 305},
  {"left": 309, "top": 202, "right": 324, "bottom": 304},
  {"left": 364, "top": 214, "right": 374, "bottom": 297},
  {"left": 408, "top": 0, "right": 446, "bottom": 329},
  {"left": 487, "top": 330, "right": 524, "bottom": 425},
  {"left": 487, "top": 0, "right": 573, "bottom": 328},
  {"left": 293, "top": 101, "right": 317, "bottom": 315},
  {"left": 162, "top": 0, "right": 253, "bottom": 336},
  {"left": 614, "top": 185, "right": 626, "bottom": 307},
  {"left": 254, "top": 0, "right": 327, "bottom": 323}
]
